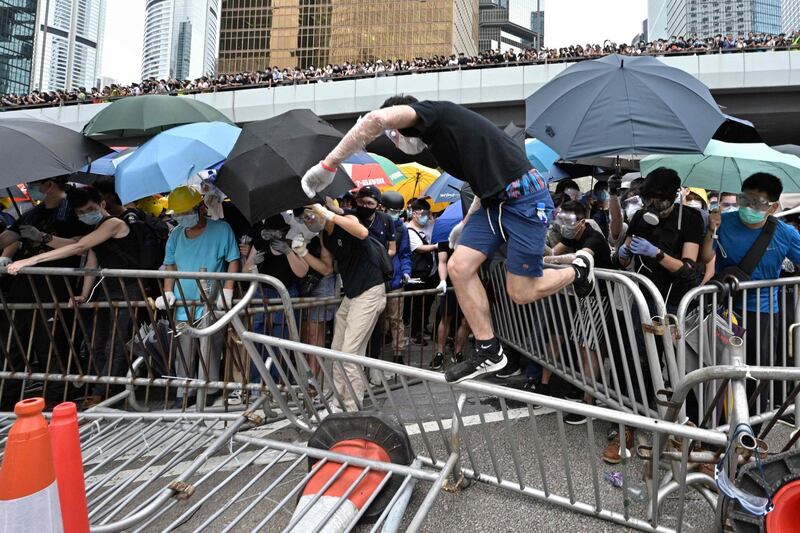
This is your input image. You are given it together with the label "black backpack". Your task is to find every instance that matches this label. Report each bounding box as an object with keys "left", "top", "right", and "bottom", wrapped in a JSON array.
[
  {"left": 115, "top": 210, "right": 169, "bottom": 270},
  {"left": 408, "top": 227, "right": 435, "bottom": 278},
  {"left": 366, "top": 235, "right": 394, "bottom": 282}
]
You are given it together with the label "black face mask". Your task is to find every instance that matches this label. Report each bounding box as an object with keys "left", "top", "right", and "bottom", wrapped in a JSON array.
[{"left": 356, "top": 206, "right": 376, "bottom": 220}]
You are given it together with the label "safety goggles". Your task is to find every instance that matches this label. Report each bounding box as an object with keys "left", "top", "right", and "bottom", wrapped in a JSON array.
[
  {"left": 622, "top": 195, "right": 643, "bottom": 208},
  {"left": 555, "top": 212, "right": 583, "bottom": 227},
  {"left": 737, "top": 193, "right": 775, "bottom": 212}
]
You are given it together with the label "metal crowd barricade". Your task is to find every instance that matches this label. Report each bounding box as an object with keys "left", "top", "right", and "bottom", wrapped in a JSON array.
[
  {"left": 674, "top": 277, "right": 800, "bottom": 431},
  {"left": 484, "top": 261, "right": 675, "bottom": 419}
]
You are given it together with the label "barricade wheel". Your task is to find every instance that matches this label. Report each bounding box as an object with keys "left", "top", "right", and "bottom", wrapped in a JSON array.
[
  {"left": 304, "top": 412, "right": 414, "bottom": 524},
  {"left": 728, "top": 449, "right": 800, "bottom": 533}
]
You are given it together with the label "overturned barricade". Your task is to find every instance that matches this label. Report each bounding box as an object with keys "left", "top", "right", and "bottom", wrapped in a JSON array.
[{"left": 0, "top": 265, "right": 798, "bottom": 531}]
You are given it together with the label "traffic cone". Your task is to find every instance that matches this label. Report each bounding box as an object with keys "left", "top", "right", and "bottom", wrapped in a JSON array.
[
  {"left": 49, "top": 402, "right": 89, "bottom": 533},
  {"left": 0, "top": 397, "right": 63, "bottom": 533}
]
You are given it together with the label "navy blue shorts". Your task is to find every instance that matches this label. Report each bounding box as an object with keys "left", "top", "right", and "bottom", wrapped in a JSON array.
[{"left": 459, "top": 183, "right": 552, "bottom": 278}]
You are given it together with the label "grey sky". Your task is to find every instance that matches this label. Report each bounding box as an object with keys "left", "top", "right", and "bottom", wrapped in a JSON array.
[{"left": 99, "top": 0, "right": 648, "bottom": 83}]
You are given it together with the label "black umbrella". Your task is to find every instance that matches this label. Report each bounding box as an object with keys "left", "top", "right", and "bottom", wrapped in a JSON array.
[
  {"left": 713, "top": 115, "right": 763, "bottom": 144},
  {"left": 216, "top": 109, "right": 355, "bottom": 223},
  {"left": 0, "top": 118, "right": 111, "bottom": 189},
  {"left": 526, "top": 54, "right": 725, "bottom": 159}
]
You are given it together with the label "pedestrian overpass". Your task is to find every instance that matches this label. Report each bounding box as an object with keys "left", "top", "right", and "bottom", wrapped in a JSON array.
[{"left": 2, "top": 50, "right": 800, "bottom": 143}]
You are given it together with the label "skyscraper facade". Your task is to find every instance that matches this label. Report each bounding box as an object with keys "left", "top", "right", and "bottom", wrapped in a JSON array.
[
  {"left": 784, "top": 0, "right": 800, "bottom": 32},
  {"left": 32, "top": 0, "right": 105, "bottom": 92},
  {"left": 648, "top": 0, "right": 782, "bottom": 41},
  {"left": 0, "top": 0, "right": 37, "bottom": 95},
  {"left": 218, "top": 0, "right": 479, "bottom": 74},
  {"left": 478, "top": 0, "right": 542, "bottom": 52},
  {"left": 141, "top": 0, "right": 220, "bottom": 81}
]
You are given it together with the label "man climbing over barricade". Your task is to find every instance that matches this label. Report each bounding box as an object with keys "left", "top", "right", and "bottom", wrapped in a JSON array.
[{"left": 301, "top": 96, "right": 595, "bottom": 383}]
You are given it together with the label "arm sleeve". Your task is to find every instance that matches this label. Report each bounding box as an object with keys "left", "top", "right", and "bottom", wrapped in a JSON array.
[
  {"left": 385, "top": 216, "right": 396, "bottom": 242},
  {"left": 408, "top": 229, "right": 423, "bottom": 252},
  {"left": 786, "top": 225, "right": 800, "bottom": 264},
  {"left": 399, "top": 228, "right": 413, "bottom": 276},
  {"left": 221, "top": 222, "right": 241, "bottom": 263},
  {"left": 163, "top": 231, "right": 177, "bottom": 266}
]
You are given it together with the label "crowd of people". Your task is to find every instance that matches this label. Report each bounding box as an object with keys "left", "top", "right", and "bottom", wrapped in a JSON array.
[
  {"left": 2, "top": 30, "right": 799, "bottom": 109},
  {"left": 1, "top": 95, "right": 799, "bottom": 467}
]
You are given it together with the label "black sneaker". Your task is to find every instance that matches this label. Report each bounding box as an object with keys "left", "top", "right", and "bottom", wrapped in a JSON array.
[
  {"left": 571, "top": 250, "right": 595, "bottom": 298},
  {"left": 537, "top": 382, "right": 551, "bottom": 396},
  {"left": 564, "top": 411, "right": 588, "bottom": 425},
  {"left": 429, "top": 352, "right": 444, "bottom": 370},
  {"left": 451, "top": 352, "right": 464, "bottom": 364},
  {"left": 496, "top": 360, "right": 521, "bottom": 378},
  {"left": 445, "top": 345, "right": 507, "bottom": 384}
]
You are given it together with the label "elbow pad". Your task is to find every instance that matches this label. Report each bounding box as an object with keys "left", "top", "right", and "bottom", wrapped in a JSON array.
[{"left": 673, "top": 259, "right": 704, "bottom": 283}]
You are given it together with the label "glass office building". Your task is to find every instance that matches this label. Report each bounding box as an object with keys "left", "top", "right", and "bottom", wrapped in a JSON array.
[
  {"left": 0, "top": 0, "right": 36, "bottom": 95},
  {"left": 218, "top": 0, "right": 479, "bottom": 73},
  {"left": 785, "top": 0, "right": 800, "bottom": 33},
  {"left": 649, "top": 0, "right": 782, "bottom": 41},
  {"left": 142, "top": 0, "right": 220, "bottom": 81},
  {"left": 478, "top": 0, "right": 542, "bottom": 52}
]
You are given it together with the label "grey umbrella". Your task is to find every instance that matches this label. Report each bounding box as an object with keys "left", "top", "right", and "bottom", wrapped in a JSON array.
[
  {"left": 0, "top": 118, "right": 111, "bottom": 189},
  {"left": 774, "top": 144, "right": 800, "bottom": 157},
  {"left": 525, "top": 54, "right": 725, "bottom": 160}
]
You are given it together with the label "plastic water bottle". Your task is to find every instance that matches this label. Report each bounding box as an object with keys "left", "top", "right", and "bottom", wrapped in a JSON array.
[
  {"left": 536, "top": 202, "right": 547, "bottom": 224},
  {"left": 626, "top": 485, "right": 648, "bottom": 503}
]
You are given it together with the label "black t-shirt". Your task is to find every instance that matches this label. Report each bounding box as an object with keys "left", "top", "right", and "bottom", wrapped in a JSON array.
[
  {"left": 628, "top": 206, "right": 705, "bottom": 305},
  {"left": 561, "top": 226, "right": 612, "bottom": 269},
  {"left": 10, "top": 198, "right": 90, "bottom": 267},
  {"left": 253, "top": 236, "right": 300, "bottom": 287},
  {"left": 322, "top": 224, "right": 383, "bottom": 299},
  {"left": 92, "top": 218, "right": 142, "bottom": 270},
  {"left": 401, "top": 101, "right": 531, "bottom": 200},
  {"left": 365, "top": 211, "right": 396, "bottom": 248}
]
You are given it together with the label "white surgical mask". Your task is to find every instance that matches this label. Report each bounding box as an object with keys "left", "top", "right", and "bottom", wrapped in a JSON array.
[{"left": 685, "top": 200, "right": 703, "bottom": 210}]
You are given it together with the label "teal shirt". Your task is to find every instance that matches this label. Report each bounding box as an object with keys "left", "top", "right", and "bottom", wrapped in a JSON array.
[{"left": 164, "top": 218, "right": 240, "bottom": 321}]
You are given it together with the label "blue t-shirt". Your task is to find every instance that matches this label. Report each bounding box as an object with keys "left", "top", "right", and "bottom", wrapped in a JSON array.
[
  {"left": 715, "top": 212, "right": 800, "bottom": 312},
  {"left": 164, "top": 218, "right": 240, "bottom": 320}
]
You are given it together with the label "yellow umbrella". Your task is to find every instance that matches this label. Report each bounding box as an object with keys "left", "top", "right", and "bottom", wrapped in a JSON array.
[{"left": 396, "top": 163, "right": 449, "bottom": 211}]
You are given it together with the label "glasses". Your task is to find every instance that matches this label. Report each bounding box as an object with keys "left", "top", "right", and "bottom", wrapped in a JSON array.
[
  {"left": 300, "top": 210, "right": 317, "bottom": 222},
  {"left": 556, "top": 212, "right": 582, "bottom": 227},
  {"left": 737, "top": 193, "right": 774, "bottom": 211}
]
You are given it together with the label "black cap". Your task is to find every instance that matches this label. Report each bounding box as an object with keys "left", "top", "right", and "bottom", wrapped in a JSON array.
[
  {"left": 640, "top": 167, "right": 681, "bottom": 198},
  {"left": 356, "top": 185, "right": 382, "bottom": 203}
]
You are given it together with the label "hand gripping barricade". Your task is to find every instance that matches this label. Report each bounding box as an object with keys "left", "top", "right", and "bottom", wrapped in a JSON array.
[{"left": 0, "top": 264, "right": 799, "bottom": 531}]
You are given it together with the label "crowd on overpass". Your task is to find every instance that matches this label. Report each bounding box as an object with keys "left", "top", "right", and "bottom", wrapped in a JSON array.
[{"left": 2, "top": 30, "right": 799, "bottom": 110}]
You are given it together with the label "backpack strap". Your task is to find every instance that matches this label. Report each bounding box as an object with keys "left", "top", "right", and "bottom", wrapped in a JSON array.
[{"left": 738, "top": 216, "right": 778, "bottom": 276}]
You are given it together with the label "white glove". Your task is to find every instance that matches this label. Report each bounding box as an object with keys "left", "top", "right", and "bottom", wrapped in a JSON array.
[
  {"left": 270, "top": 239, "right": 291, "bottom": 255},
  {"left": 216, "top": 288, "right": 234, "bottom": 309},
  {"left": 301, "top": 161, "right": 337, "bottom": 198},
  {"left": 20, "top": 225, "right": 43, "bottom": 242},
  {"left": 0, "top": 257, "right": 11, "bottom": 268},
  {"left": 251, "top": 250, "right": 265, "bottom": 265},
  {"left": 309, "top": 203, "right": 336, "bottom": 222},
  {"left": 291, "top": 234, "right": 308, "bottom": 257},
  {"left": 155, "top": 291, "right": 176, "bottom": 310},
  {"left": 449, "top": 221, "right": 465, "bottom": 250},
  {"left": 436, "top": 280, "right": 448, "bottom": 294}
]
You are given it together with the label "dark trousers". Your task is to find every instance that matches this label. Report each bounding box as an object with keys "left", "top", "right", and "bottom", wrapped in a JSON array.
[
  {"left": 405, "top": 276, "right": 436, "bottom": 339},
  {"left": 743, "top": 310, "right": 778, "bottom": 419}
]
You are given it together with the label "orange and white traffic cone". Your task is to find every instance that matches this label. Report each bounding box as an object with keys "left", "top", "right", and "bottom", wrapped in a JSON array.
[
  {"left": 0, "top": 397, "right": 63, "bottom": 533},
  {"left": 49, "top": 402, "right": 89, "bottom": 533},
  {"left": 290, "top": 439, "right": 390, "bottom": 532}
]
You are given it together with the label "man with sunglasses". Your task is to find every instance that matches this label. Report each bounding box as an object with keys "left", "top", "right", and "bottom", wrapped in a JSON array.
[{"left": 702, "top": 173, "right": 800, "bottom": 382}]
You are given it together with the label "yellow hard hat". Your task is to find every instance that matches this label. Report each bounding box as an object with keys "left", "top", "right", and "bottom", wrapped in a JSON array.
[
  {"left": 687, "top": 187, "right": 709, "bottom": 207},
  {"left": 0, "top": 198, "right": 10, "bottom": 210},
  {"left": 136, "top": 196, "right": 164, "bottom": 218},
  {"left": 167, "top": 186, "right": 202, "bottom": 214}
]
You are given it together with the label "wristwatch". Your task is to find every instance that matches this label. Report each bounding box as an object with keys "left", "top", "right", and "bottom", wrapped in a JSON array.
[
  {"left": 41, "top": 233, "right": 53, "bottom": 244},
  {"left": 655, "top": 250, "right": 665, "bottom": 261}
]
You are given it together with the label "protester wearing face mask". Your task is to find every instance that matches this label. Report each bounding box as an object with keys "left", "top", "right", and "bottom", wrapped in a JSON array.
[
  {"left": 157, "top": 186, "right": 241, "bottom": 407},
  {"left": 6, "top": 186, "right": 150, "bottom": 407},
  {"left": 702, "top": 174, "right": 800, "bottom": 392},
  {"left": 0, "top": 176, "right": 90, "bottom": 409},
  {"left": 590, "top": 181, "right": 611, "bottom": 238},
  {"left": 543, "top": 201, "right": 613, "bottom": 425},
  {"left": 406, "top": 199, "right": 439, "bottom": 346},
  {"left": 683, "top": 187, "right": 715, "bottom": 283},
  {"left": 718, "top": 192, "right": 739, "bottom": 213},
  {"left": 379, "top": 191, "right": 413, "bottom": 364},
  {"left": 301, "top": 95, "right": 595, "bottom": 386}
]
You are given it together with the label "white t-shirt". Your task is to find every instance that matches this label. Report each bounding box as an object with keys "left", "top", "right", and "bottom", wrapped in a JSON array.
[{"left": 408, "top": 225, "right": 437, "bottom": 277}]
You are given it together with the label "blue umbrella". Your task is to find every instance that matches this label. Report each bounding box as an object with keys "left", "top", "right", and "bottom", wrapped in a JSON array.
[
  {"left": 81, "top": 148, "right": 136, "bottom": 176},
  {"left": 343, "top": 151, "right": 377, "bottom": 165},
  {"left": 424, "top": 172, "right": 464, "bottom": 203},
  {"left": 115, "top": 121, "right": 241, "bottom": 203},
  {"left": 432, "top": 200, "right": 462, "bottom": 244},
  {"left": 525, "top": 138, "right": 560, "bottom": 174}
]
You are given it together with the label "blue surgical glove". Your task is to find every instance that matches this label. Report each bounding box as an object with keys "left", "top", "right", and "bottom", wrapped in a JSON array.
[
  {"left": 617, "top": 244, "right": 632, "bottom": 261},
  {"left": 630, "top": 236, "right": 660, "bottom": 258}
]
